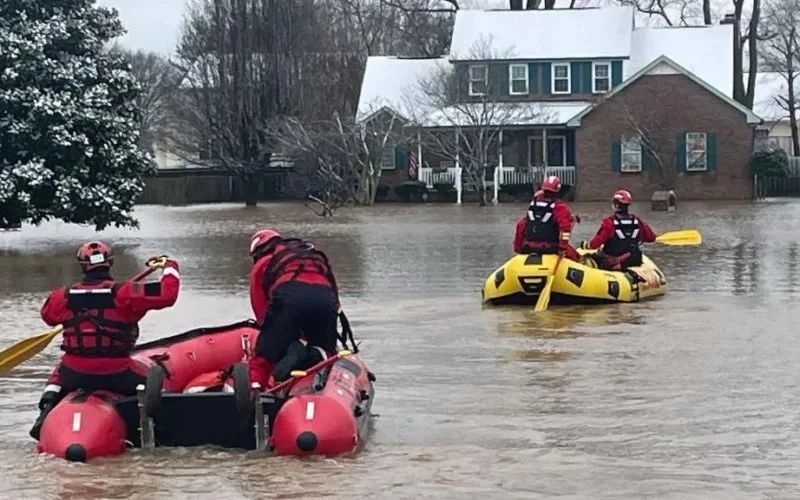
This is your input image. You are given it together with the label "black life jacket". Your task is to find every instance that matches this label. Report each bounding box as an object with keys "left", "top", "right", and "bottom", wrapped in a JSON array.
[
  {"left": 61, "top": 281, "right": 140, "bottom": 358},
  {"left": 603, "top": 214, "right": 642, "bottom": 258},
  {"left": 260, "top": 238, "right": 339, "bottom": 298},
  {"left": 521, "top": 199, "right": 559, "bottom": 252}
]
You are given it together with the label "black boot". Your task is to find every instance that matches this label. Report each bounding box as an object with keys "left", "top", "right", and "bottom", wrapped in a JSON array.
[
  {"left": 29, "top": 404, "right": 53, "bottom": 441},
  {"left": 273, "top": 342, "right": 325, "bottom": 382}
]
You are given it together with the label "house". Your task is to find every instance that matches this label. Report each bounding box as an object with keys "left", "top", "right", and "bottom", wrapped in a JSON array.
[
  {"left": 753, "top": 71, "right": 797, "bottom": 154},
  {"left": 356, "top": 5, "right": 763, "bottom": 202}
]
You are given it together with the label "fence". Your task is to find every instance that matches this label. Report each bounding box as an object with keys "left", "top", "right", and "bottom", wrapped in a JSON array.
[{"left": 755, "top": 156, "right": 800, "bottom": 198}]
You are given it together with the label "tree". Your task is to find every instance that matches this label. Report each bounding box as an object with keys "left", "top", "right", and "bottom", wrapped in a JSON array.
[
  {"left": 407, "top": 39, "right": 549, "bottom": 205},
  {"left": 760, "top": 0, "right": 800, "bottom": 155},
  {"left": 113, "top": 48, "right": 184, "bottom": 156},
  {"left": 0, "top": 0, "right": 153, "bottom": 230},
  {"left": 270, "top": 110, "right": 405, "bottom": 213}
]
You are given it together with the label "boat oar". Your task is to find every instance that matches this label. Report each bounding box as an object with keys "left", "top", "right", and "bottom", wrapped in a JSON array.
[
  {"left": 534, "top": 254, "right": 562, "bottom": 312},
  {"left": 655, "top": 229, "right": 702, "bottom": 246},
  {"left": 266, "top": 350, "right": 353, "bottom": 394},
  {"left": 0, "top": 262, "right": 165, "bottom": 374}
]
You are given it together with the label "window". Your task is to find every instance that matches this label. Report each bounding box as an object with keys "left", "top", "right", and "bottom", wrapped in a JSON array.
[
  {"left": 593, "top": 62, "right": 611, "bottom": 93},
  {"left": 621, "top": 136, "right": 642, "bottom": 172},
  {"left": 552, "top": 63, "right": 570, "bottom": 94},
  {"left": 509, "top": 64, "right": 529, "bottom": 95},
  {"left": 468, "top": 64, "right": 487, "bottom": 96},
  {"left": 686, "top": 132, "right": 707, "bottom": 171}
]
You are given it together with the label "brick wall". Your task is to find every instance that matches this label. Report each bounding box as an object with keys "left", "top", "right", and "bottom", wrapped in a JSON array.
[{"left": 575, "top": 73, "right": 755, "bottom": 201}]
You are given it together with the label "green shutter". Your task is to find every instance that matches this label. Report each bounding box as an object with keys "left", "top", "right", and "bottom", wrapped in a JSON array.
[
  {"left": 529, "top": 63, "right": 539, "bottom": 94},
  {"left": 611, "top": 141, "right": 621, "bottom": 172},
  {"left": 581, "top": 62, "right": 592, "bottom": 93},
  {"left": 541, "top": 63, "right": 551, "bottom": 94},
  {"left": 641, "top": 139, "right": 653, "bottom": 171},
  {"left": 611, "top": 60, "right": 623, "bottom": 87},
  {"left": 570, "top": 62, "right": 580, "bottom": 94},
  {"left": 394, "top": 147, "right": 407, "bottom": 170},
  {"left": 676, "top": 133, "right": 687, "bottom": 171},
  {"left": 489, "top": 63, "right": 506, "bottom": 96},
  {"left": 707, "top": 132, "right": 717, "bottom": 170}
]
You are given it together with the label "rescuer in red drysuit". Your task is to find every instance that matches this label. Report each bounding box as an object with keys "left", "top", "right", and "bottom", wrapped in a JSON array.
[
  {"left": 248, "top": 229, "right": 342, "bottom": 389},
  {"left": 513, "top": 175, "right": 581, "bottom": 261},
  {"left": 29, "top": 241, "right": 180, "bottom": 439},
  {"left": 582, "top": 189, "right": 658, "bottom": 270}
]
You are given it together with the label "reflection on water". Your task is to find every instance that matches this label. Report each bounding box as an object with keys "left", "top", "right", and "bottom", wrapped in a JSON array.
[{"left": 2, "top": 200, "right": 800, "bottom": 498}]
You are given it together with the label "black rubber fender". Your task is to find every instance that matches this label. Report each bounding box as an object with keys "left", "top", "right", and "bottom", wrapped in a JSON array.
[
  {"left": 232, "top": 362, "right": 254, "bottom": 417},
  {"left": 144, "top": 364, "right": 165, "bottom": 417}
]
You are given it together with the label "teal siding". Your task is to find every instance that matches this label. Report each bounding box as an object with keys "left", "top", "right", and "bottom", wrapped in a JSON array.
[
  {"left": 489, "top": 63, "right": 507, "bottom": 96},
  {"left": 541, "top": 63, "right": 551, "bottom": 94},
  {"left": 570, "top": 62, "right": 581, "bottom": 95},
  {"left": 529, "top": 63, "right": 540, "bottom": 94},
  {"left": 611, "top": 60, "right": 623, "bottom": 87}
]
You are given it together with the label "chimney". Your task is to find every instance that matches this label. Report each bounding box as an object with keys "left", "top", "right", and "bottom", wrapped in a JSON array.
[
  {"left": 720, "top": 13, "right": 736, "bottom": 24},
  {"left": 510, "top": 0, "right": 523, "bottom": 9}
]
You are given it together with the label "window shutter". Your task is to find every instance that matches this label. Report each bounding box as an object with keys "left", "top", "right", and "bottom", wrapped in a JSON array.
[
  {"left": 394, "top": 147, "right": 407, "bottom": 170},
  {"left": 675, "top": 133, "right": 687, "bottom": 172},
  {"left": 611, "top": 141, "right": 621, "bottom": 172},
  {"left": 707, "top": 132, "right": 717, "bottom": 171},
  {"left": 641, "top": 144, "right": 651, "bottom": 171}
]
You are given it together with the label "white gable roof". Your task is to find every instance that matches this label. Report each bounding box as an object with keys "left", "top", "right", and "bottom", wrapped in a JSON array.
[
  {"left": 356, "top": 56, "right": 447, "bottom": 122},
  {"left": 753, "top": 72, "right": 792, "bottom": 122},
  {"left": 628, "top": 25, "right": 733, "bottom": 97},
  {"left": 449, "top": 6, "right": 634, "bottom": 61}
]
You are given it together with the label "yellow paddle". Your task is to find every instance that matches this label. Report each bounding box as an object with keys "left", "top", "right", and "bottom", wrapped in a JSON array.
[
  {"left": 534, "top": 254, "right": 562, "bottom": 312},
  {"left": 655, "top": 229, "right": 702, "bottom": 246},
  {"left": 0, "top": 258, "right": 168, "bottom": 374}
]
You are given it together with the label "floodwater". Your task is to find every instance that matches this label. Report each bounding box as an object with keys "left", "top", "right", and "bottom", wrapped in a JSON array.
[{"left": 1, "top": 199, "right": 799, "bottom": 499}]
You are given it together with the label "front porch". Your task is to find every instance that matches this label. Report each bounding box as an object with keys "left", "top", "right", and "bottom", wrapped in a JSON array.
[{"left": 415, "top": 128, "right": 578, "bottom": 203}]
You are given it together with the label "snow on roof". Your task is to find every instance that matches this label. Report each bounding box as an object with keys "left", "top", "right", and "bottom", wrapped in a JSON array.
[
  {"left": 753, "top": 72, "right": 791, "bottom": 122},
  {"left": 356, "top": 56, "right": 447, "bottom": 122},
  {"left": 628, "top": 25, "right": 733, "bottom": 97},
  {"left": 449, "top": 6, "right": 634, "bottom": 61},
  {"left": 423, "top": 101, "right": 591, "bottom": 127}
]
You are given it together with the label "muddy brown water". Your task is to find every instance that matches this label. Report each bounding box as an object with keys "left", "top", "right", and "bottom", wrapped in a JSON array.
[{"left": 1, "top": 200, "right": 799, "bottom": 499}]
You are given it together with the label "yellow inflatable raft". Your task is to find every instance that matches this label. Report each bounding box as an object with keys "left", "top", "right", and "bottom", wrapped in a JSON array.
[{"left": 481, "top": 250, "right": 667, "bottom": 305}]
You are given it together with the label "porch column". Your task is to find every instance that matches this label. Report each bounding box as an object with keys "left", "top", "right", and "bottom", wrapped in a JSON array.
[
  {"left": 455, "top": 128, "right": 462, "bottom": 205},
  {"left": 542, "top": 128, "right": 548, "bottom": 181},
  {"left": 493, "top": 129, "right": 503, "bottom": 205},
  {"left": 416, "top": 129, "right": 423, "bottom": 182}
]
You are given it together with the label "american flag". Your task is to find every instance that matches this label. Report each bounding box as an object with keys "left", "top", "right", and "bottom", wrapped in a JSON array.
[{"left": 408, "top": 149, "right": 419, "bottom": 179}]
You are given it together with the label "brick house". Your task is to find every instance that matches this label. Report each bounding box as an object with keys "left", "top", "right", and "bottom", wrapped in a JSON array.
[{"left": 356, "top": 5, "right": 763, "bottom": 202}]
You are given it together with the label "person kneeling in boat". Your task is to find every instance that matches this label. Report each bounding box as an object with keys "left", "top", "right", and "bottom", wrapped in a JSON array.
[
  {"left": 248, "top": 229, "right": 341, "bottom": 389},
  {"left": 581, "top": 189, "right": 657, "bottom": 270},
  {"left": 29, "top": 242, "right": 181, "bottom": 440},
  {"left": 513, "top": 175, "right": 581, "bottom": 261}
]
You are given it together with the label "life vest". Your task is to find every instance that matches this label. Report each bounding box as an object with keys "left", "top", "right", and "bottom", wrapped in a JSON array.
[
  {"left": 521, "top": 199, "right": 559, "bottom": 252},
  {"left": 249, "top": 238, "right": 337, "bottom": 325},
  {"left": 61, "top": 281, "right": 139, "bottom": 358},
  {"left": 603, "top": 215, "right": 641, "bottom": 257}
]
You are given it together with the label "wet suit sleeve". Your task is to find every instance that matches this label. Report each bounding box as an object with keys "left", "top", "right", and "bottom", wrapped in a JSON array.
[
  {"left": 588, "top": 218, "right": 614, "bottom": 250},
  {"left": 554, "top": 204, "right": 580, "bottom": 260},
  {"left": 638, "top": 219, "right": 658, "bottom": 243},
  {"left": 117, "top": 260, "right": 181, "bottom": 317},
  {"left": 40, "top": 287, "right": 69, "bottom": 327},
  {"left": 513, "top": 217, "right": 526, "bottom": 254}
]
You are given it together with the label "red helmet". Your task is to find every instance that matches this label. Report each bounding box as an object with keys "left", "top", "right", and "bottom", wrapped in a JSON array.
[
  {"left": 76, "top": 241, "right": 113, "bottom": 271},
  {"left": 613, "top": 189, "right": 632, "bottom": 205},
  {"left": 249, "top": 229, "right": 281, "bottom": 257},
  {"left": 541, "top": 175, "right": 562, "bottom": 193}
]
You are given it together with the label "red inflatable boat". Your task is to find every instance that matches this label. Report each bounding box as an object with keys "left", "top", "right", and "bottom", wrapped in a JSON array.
[{"left": 35, "top": 320, "right": 375, "bottom": 462}]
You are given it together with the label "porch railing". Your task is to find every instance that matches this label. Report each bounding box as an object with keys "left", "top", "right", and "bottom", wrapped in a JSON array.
[{"left": 418, "top": 165, "right": 577, "bottom": 191}]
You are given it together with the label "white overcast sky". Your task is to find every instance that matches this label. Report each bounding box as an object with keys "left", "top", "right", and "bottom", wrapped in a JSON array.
[{"left": 98, "top": 0, "right": 188, "bottom": 55}]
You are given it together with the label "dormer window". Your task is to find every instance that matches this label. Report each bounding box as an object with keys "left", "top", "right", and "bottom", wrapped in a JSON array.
[
  {"left": 509, "top": 64, "right": 529, "bottom": 95},
  {"left": 593, "top": 62, "right": 611, "bottom": 93},
  {"left": 468, "top": 64, "right": 488, "bottom": 96},
  {"left": 552, "top": 63, "right": 570, "bottom": 94}
]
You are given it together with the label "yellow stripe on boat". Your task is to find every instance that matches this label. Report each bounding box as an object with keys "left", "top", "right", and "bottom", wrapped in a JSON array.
[{"left": 481, "top": 249, "right": 667, "bottom": 305}]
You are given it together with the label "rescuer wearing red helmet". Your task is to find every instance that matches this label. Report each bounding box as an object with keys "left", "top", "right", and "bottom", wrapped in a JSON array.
[
  {"left": 513, "top": 175, "right": 580, "bottom": 261},
  {"left": 29, "top": 241, "right": 181, "bottom": 440},
  {"left": 583, "top": 189, "right": 658, "bottom": 270},
  {"left": 247, "top": 229, "right": 341, "bottom": 389}
]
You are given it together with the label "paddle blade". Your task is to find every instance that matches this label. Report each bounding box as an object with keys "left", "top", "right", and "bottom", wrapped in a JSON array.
[
  {"left": 656, "top": 229, "right": 702, "bottom": 246},
  {"left": 0, "top": 326, "right": 63, "bottom": 374},
  {"left": 534, "top": 276, "right": 555, "bottom": 312}
]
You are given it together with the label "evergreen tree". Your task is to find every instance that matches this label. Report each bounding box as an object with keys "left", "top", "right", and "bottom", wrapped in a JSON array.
[{"left": 0, "top": 0, "right": 154, "bottom": 230}]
